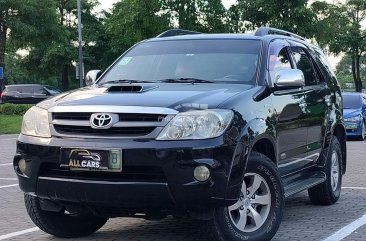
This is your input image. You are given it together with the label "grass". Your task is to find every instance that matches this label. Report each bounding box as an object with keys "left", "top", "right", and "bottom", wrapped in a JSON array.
[{"left": 0, "top": 115, "right": 23, "bottom": 134}]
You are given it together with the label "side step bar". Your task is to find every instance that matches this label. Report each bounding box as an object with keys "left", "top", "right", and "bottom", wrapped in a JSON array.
[{"left": 284, "top": 171, "right": 326, "bottom": 198}]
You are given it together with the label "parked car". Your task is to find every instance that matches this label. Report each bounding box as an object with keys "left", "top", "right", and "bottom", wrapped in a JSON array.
[
  {"left": 343, "top": 92, "right": 366, "bottom": 140},
  {"left": 14, "top": 28, "right": 346, "bottom": 241},
  {"left": 0, "top": 84, "right": 61, "bottom": 104}
]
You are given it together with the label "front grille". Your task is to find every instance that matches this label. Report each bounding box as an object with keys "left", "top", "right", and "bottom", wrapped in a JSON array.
[
  {"left": 39, "top": 163, "right": 167, "bottom": 183},
  {"left": 52, "top": 113, "right": 166, "bottom": 122},
  {"left": 51, "top": 111, "right": 171, "bottom": 138},
  {"left": 54, "top": 125, "right": 155, "bottom": 136},
  {"left": 53, "top": 113, "right": 91, "bottom": 121}
]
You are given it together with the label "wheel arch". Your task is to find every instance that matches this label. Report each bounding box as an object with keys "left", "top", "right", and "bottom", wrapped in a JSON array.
[{"left": 251, "top": 136, "right": 277, "bottom": 165}]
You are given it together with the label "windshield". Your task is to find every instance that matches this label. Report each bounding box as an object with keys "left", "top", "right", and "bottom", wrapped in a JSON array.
[
  {"left": 98, "top": 39, "right": 261, "bottom": 85},
  {"left": 343, "top": 94, "right": 362, "bottom": 109}
]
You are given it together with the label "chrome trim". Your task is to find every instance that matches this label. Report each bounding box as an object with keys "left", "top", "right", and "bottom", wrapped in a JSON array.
[
  {"left": 49, "top": 106, "right": 178, "bottom": 115},
  {"left": 51, "top": 117, "right": 173, "bottom": 128},
  {"left": 52, "top": 120, "right": 90, "bottom": 126},
  {"left": 50, "top": 126, "right": 164, "bottom": 139},
  {"left": 38, "top": 176, "right": 168, "bottom": 186}
]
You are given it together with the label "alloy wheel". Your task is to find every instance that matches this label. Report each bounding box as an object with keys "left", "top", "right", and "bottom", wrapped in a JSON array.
[
  {"left": 330, "top": 150, "right": 340, "bottom": 192},
  {"left": 228, "top": 173, "right": 271, "bottom": 232}
]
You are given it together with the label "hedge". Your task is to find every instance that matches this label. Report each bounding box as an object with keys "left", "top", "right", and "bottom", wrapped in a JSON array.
[{"left": 0, "top": 103, "right": 33, "bottom": 115}]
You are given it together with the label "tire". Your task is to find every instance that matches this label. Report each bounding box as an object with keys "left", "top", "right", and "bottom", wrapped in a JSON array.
[
  {"left": 24, "top": 194, "right": 108, "bottom": 238},
  {"left": 359, "top": 121, "right": 366, "bottom": 141},
  {"left": 202, "top": 152, "right": 284, "bottom": 241},
  {"left": 308, "top": 136, "right": 342, "bottom": 205}
]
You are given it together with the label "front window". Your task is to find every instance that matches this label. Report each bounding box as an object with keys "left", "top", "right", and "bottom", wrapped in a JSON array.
[
  {"left": 343, "top": 94, "right": 362, "bottom": 109},
  {"left": 98, "top": 39, "right": 261, "bottom": 85}
]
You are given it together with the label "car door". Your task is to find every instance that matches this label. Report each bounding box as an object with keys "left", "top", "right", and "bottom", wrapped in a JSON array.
[
  {"left": 289, "top": 43, "right": 328, "bottom": 166},
  {"left": 268, "top": 40, "right": 308, "bottom": 175}
]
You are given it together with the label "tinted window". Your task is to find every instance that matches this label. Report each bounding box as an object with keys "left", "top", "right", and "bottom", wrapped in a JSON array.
[
  {"left": 268, "top": 48, "right": 292, "bottom": 81},
  {"left": 6, "top": 86, "right": 33, "bottom": 93},
  {"left": 343, "top": 94, "right": 362, "bottom": 109},
  {"left": 312, "top": 48, "right": 336, "bottom": 81},
  {"left": 32, "top": 86, "right": 46, "bottom": 94},
  {"left": 99, "top": 39, "right": 261, "bottom": 84},
  {"left": 291, "top": 47, "right": 318, "bottom": 86}
]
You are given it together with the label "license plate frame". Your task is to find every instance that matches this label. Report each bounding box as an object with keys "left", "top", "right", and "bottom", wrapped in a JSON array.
[{"left": 60, "top": 148, "right": 122, "bottom": 172}]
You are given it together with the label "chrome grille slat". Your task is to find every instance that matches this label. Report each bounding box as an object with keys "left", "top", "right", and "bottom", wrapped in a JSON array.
[{"left": 49, "top": 106, "right": 176, "bottom": 138}]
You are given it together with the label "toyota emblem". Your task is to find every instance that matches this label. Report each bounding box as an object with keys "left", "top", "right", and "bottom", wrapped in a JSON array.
[{"left": 90, "top": 113, "right": 118, "bottom": 129}]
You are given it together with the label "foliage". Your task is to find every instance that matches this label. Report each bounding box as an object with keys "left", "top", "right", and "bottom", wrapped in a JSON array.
[
  {"left": 0, "top": 0, "right": 59, "bottom": 67},
  {"left": 234, "top": 0, "right": 316, "bottom": 37},
  {"left": 0, "top": 115, "right": 23, "bottom": 134},
  {"left": 0, "top": 103, "right": 33, "bottom": 115},
  {"left": 105, "top": 0, "right": 170, "bottom": 59},
  {"left": 312, "top": 0, "right": 366, "bottom": 92},
  {"left": 1, "top": 0, "right": 366, "bottom": 93},
  {"left": 162, "top": 0, "right": 229, "bottom": 32}
]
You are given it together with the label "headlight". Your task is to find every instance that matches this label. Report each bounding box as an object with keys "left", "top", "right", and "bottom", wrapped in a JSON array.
[
  {"left": 344, "top": 115, "right": 361, "bottom": 122},
  {"left": 21, "top": 106, "right": 51, "bottom": 138},
  {"left": 157, "top": 109, "right": 234, "bottom": 140}
]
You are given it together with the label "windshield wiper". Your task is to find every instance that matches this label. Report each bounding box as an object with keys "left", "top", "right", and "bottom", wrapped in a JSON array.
[
  {"left": 159, "top": 78, "right": 214, "bottom": 84},
  {"left": 102, "top": 79, "right": 156, "bottom": 85}
]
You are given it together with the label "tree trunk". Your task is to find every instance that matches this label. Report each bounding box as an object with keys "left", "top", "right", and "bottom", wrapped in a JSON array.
[
  {"left": 0, "top": 26, "right": 7, "bottom": 91},
  {"left": 61, "top": 64, "right": 69, "bottom": 91},
  {"left": 351, "top": 56, "right": 362, "bottom": 92},
  {"left": 0, "top": 31, "right": 5, "bottom": 67},
  {"left": 356, "top": 55, "right": 362, "bottom": 92}
]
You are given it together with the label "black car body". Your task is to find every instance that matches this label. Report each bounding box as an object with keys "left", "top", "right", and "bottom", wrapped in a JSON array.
[
  {"left": 14, "top": 28, "right": 346, "bottom": 241},
  {"left": 0, "top": 84, "right": 61, "bottom": 104}
]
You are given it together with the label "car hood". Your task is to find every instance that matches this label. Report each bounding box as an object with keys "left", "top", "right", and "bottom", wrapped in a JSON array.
[
  {"left": 343, "top": 108, "right": 362, "bottom": 118},
  {"left": 38, "top": 83, "right": 254, "bottom": 111}
]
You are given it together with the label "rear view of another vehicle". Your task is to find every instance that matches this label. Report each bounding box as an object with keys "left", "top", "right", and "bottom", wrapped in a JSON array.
[
  {"left": 343, "top": 92, "right": 366, "bottom": 140},
  {"left": 0, "top": 84, "right": 61, "bottom": 104}
]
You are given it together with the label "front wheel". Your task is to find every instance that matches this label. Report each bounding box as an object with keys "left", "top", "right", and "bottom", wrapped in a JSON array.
[
  {"left": 202, "top": 152, "right": 284, "bottom": 241},
  {"left": 25, "top": 194, "right": 108, "bottom": 238}
]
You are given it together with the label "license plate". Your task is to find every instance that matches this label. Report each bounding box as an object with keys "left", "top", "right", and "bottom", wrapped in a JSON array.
[
  {"left": 60, "top": 149, "right": 122, "bottom": 172},
  {"left": 345, "top": 123, "right": 357, "bottom": 129}
]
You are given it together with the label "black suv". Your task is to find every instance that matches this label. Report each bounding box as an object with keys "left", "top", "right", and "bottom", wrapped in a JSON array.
[
  {"left": 1, "top": 84, "right": 61, "bottom": 104},
  {"left": 14, "top": 28, "right": 346, "bottom": 241}
]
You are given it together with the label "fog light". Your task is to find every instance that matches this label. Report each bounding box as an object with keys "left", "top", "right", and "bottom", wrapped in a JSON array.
[
  {"left": 18, "top": 159, "right": 27, "bottom": 174},
  {"left": 194, "top": 165, "right": 210, "bottom": 182}
]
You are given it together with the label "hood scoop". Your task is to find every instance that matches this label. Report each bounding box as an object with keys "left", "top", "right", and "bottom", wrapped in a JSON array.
[{"left": 107, "top": 85, "right": 158, "bottom": 93}]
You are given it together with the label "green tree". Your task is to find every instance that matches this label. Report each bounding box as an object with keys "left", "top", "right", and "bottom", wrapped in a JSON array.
[
  {"left": 0, "top": 0, "right": 59, "bottom": 88},
  {"left": 19, "top": 0, "right": 101, "bottom": 90},
  {"left": 312, "top": 0, "right": 366, "bottom": 92},
  {"left": 105, "top": 0, "right": 170, "bottom": 58},
  {"left": 335, "top": 55, "right": 366, "bottom": 90},
  {"left": 162, "top": 0, "right": 229, "bottom": 33},
  {"left": 234, "top": 0, "right": 316, "bottom": 37}
]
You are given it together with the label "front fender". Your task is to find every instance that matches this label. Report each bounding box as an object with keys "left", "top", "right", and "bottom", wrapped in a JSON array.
[{"left": 225, "top": 117, "right": 274, "bottom": 202}]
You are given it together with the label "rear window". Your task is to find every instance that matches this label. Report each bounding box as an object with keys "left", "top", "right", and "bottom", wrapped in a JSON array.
[{"left": 343, "top": 94, "right": 362, "bottom": 109}]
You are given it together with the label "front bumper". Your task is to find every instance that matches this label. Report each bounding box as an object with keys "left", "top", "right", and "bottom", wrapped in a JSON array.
[
  {"left": 14, "top": 134, "right": 245, "bottom": 213},
  {"left": 345, "top": 121, "right": 362, "bottom": 136}
]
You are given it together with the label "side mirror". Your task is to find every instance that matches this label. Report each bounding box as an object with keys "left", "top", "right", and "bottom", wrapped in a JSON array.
[
  {"left": 274, "top": 69, "right": 305, "bottom": 88},
  {"left": 85, "top": 70, "right": 102, "bottom": 86}
]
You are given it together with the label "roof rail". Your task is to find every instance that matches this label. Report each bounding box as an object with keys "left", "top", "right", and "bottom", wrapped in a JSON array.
[
  {"left": 255, "top": 27, "right": 306, "bottom": 41},
  {"left": 157, "top": 29, "right": 202, "bottom": 38}
]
